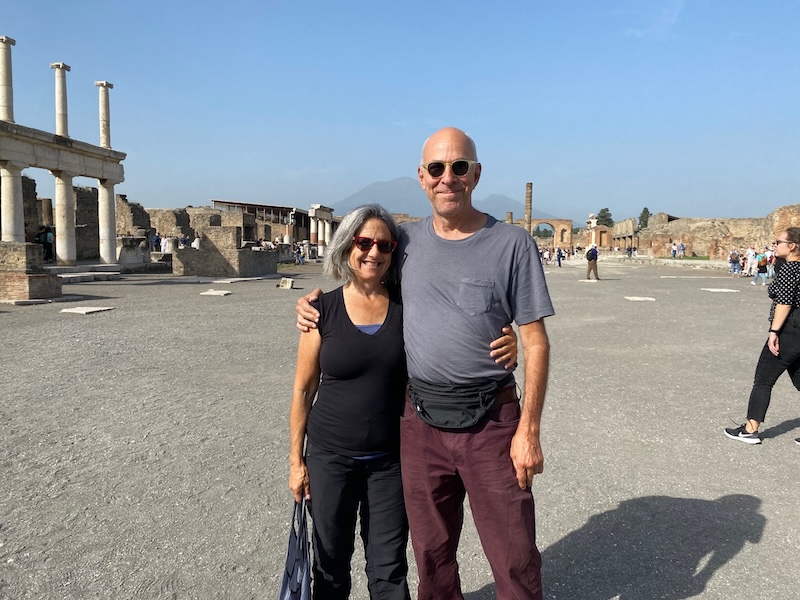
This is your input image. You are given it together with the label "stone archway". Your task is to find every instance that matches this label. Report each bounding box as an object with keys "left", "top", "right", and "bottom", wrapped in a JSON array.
[{"left": 530, "top": 218, "right": 573, "bottom": 249}]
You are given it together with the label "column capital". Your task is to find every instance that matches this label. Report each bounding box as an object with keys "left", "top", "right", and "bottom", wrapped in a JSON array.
[
  {"left": 95, "top": 81, "right": 114, "bottom": 89},
  {"left": 0, "top": 36, "right": 16, "bottom": 46},
  {"left": 50, "top": 62, "right": 71, "bottom": 71},
  {"left": 98, "top": 177, "right": 123, "bottom": 186},
  {"left": 50, "top": 169, "right": 77, "bottom": 178},
  {"left": 0, "top": 160, "right": 27, "bottom": 171}
]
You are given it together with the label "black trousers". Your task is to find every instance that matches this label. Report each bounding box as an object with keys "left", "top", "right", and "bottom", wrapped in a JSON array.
[
  {"left": 306, "top": 443, "right": 409, "bottom": 600},
  {"left": 747, "top": 316, "right": 800, "bottom": 423}
]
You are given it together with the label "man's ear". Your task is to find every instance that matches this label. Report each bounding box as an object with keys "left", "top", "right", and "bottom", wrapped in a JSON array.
[
  {"left": 418, "top": 166, "right": 426, "bottom": 189},
  {"left": 473, "top": 162, "right": 482, "bottom": 187}
]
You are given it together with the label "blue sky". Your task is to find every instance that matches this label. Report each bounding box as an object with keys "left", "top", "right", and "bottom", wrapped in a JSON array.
[{"left": 3, "top": 0, "right": 798, "bottom": 224}]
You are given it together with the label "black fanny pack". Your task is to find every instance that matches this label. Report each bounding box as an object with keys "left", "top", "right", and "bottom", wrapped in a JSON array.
[{"left": 408, "top": 374, "right": 515, "bottom": 430}]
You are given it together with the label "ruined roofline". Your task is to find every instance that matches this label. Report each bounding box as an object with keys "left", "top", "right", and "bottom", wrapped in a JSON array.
[{"left": 210, "top": 199, "right": 309, "bottom": 213}]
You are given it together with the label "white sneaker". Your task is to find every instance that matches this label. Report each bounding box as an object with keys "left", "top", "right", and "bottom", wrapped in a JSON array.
[{"left": 751, "top": 281, "right": 756, "bottom": 285}]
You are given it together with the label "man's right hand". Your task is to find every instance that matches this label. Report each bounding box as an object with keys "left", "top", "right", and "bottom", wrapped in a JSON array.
[{"left": 296, "top": 287, "right": 323, "bottom": 331}]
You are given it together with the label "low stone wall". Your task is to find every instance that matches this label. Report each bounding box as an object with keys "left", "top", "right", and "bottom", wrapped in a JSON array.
[
  {"left": 170, "top": 227, "right": 278, "bottom": 277},
  {"left": 172, "top": 246, "right": 278, "bottom": 277}
]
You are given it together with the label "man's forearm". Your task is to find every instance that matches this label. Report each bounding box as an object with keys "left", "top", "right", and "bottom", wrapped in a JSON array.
[{"left": 516, "top": 320, "right": 550, "bottom": 435}]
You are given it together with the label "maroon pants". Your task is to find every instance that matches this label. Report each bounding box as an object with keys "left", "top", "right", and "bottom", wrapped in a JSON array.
[{"left": 400, "top": 398, "right": 542, "bottom": 600}]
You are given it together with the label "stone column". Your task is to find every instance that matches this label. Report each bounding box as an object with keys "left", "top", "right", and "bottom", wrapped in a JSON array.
[
  {"left": 94, "top": 81, "right": 113, "bottom": 148},
  {"left": 53, "top": 171, "right": 76, "bottom": 265},
  {"left": 0, "top": 161, "right": 25, "bottom": 242},
  {"left": 50, "top": 62, "right": 71, "bottom": 137},
  {"left": 322, "top": 219, "right": 331, "bottom": 252},
  {"left": 524, "top": 182, "right": 533, "bottom": 234},
  {"left": 41, "top": 198, "right": 53, "bottom": 225},
  {"left": 309, "top": 217, "right": 318, "bottom": 244},
  {"left": 0, "top": 36, "right": 15, "bottom": 123},
  {"left": 98, "top": 180, "right": 117, "bottom": 264}
]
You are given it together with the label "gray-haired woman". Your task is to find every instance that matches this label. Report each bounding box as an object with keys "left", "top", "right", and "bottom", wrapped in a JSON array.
[{"left": 288, "top": 204, "right": 516, "bottom": 599}]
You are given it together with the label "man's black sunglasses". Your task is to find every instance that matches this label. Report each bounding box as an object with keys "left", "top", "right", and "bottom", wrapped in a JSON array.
[{"left": 421, "top": 159, "right": 478, "bottom": 179}]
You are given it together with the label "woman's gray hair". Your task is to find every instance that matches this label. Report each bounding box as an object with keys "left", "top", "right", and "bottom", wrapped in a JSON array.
[{"left": 323, "top": 204, "right": 400, "bottom": 285}]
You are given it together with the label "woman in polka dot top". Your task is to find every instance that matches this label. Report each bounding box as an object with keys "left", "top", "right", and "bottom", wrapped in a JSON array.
[{"left": 724, "top": 227, "right": 800, "bottom": 446}]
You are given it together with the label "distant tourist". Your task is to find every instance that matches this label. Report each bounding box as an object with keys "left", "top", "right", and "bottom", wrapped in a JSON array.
[
  {"left": 586, "top": 244, "right": 600, "bottom": 280},
  {"left": 751, "top": 248, "right": 768, "bottom": 286},
  {"left": 160, "top": 235, "right": 169, "bottom": 254},
  {"left": 729, "top": 249, "right": 741, "bottom": 277},
  {"left": 671, "top": 243, "right": 677, "bottom": 259},
  {"left": 152, "top": 232, "right": 161, "bottom": 252},
  {"left": 724, "top": 227, "right": 800, "bottom": 446},
  {"left": 745, "top": 244, "right": 757, "bottom": 276}
]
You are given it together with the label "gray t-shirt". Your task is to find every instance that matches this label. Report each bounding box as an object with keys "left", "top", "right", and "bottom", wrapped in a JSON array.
[{"left": 399, "top": 215, "right": 554, "bottom": 385}]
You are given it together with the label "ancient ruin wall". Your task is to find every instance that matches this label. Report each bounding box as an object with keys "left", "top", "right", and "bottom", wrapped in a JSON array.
[
  {"left": 642, "top": 216, "right": 775, "bottom": 258},
  {"left": 75, "top": 187, "right": 99, "bottom": 260},
  {"left": 147, "top": 208, "right": 192, "bottom": 238},
  {"left": 171, "top": 226, "right": 277, "bottom": 277},
  {"left": 116, "top": 195, "right": 152, "bottom": 236},
  {"left": 770, "top": 205, "right": 800, "bottom": 234}
]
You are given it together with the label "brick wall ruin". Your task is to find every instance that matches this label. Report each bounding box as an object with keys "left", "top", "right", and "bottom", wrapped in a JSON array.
[{"left": 0, "top": 241, "right": 61, "bottom": 300}]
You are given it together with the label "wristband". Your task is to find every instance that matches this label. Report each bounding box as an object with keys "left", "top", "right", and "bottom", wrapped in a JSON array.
[{"left": 769, "top": 329, "right": 781, "bottom": 333}]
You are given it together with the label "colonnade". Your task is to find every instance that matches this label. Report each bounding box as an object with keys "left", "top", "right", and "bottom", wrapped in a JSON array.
[
  {"left": 308, "top": 204, "right": 334, "bottom": 256},
  {"left": 0, "top": 35, "right": 125, "bottom": 266}
]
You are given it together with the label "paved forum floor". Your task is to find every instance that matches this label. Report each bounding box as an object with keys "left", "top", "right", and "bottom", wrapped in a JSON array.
[{"left": 1, "top": 258, "right": 798, "bottom": 599}]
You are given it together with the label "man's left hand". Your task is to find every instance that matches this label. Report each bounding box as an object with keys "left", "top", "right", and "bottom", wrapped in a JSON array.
[{"left": 509, "top": 430, "right": 543, "bottom": 489}]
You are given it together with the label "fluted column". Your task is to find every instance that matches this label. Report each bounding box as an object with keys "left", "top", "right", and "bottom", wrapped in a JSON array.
[
  {"left": 53, "top": 171, "right": 76, "bottom": 265},
  {"left": 0, "top": 36, "right": 15, "bottom": 122},
  {"left": 0, "top": 161, "right": 25, "bottom": 242},
  {"left": 98, "top": 180, "right": 117, "bottom": 264},
  {"left": 50, "top": 62, "right": 71, "bottom": 137},
  {"left": 94, "top": 81, "right": 113, "bottom": 148}
]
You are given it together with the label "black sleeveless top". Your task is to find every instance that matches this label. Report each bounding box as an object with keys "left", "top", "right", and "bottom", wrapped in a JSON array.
[{"left": 306, "top": 286, "right": 406, "bottom": 456}]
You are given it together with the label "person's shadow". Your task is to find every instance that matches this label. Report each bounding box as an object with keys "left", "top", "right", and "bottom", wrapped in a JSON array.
[
  {"left": 760, "top": 416, "right": 800, "bottom": 440},
  {"left": 541, "top": 494, "right": 764, "bottom": 599},
  {"left": 464, "top": 494, "right": 764, "bottom": 599}
]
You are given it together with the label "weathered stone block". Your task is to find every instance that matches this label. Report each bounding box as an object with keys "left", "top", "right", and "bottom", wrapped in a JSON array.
[{"left": 0, "top": 242, "right": 43, "bottom": 273}]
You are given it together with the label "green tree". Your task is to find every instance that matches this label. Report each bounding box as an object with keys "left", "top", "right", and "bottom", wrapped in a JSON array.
[
  {"left": 533, "top": 225, "right": 553, "bottom": 238},
  {"left": 639, "top": 207, "right": 651, "bottom": 229},
  {"left": 596, "top": 208, "right": 614, "bottom": 227}
]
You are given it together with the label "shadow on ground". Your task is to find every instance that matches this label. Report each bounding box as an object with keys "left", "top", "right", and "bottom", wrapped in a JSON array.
[
  {"left": 760, "top": 416, "right": 800, "bottom": 440},
  {"left": 541, "top": 494, "right": 764, "bottom": 599}
]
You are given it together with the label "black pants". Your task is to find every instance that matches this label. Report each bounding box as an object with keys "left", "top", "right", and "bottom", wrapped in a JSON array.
[
  {"left": 747, "top": 317, "right": 800, "bottom": 423},
  {"left": 306, "top": 443, "right": 409, "bottom": 600}
]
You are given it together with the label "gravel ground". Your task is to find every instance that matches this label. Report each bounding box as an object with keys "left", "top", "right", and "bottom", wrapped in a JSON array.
[{"left": 1, "top": 258, "right": 798, "bottom": 599}]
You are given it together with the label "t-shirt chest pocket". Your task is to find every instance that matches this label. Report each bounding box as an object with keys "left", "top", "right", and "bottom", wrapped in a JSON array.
[{"left": 457, "top": 278, "right": 495, "bottom": 316}]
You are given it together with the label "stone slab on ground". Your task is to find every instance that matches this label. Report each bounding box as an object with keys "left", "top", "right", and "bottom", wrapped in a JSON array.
[
  {"left": 200, "top": 289, "right": 232, "bottom": 296},
  {"left": 1, "top": 262, "right": 798, "bottom": 599},
  {"left": 60, "top": 306, "right": 115, "bottom": 314}
]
